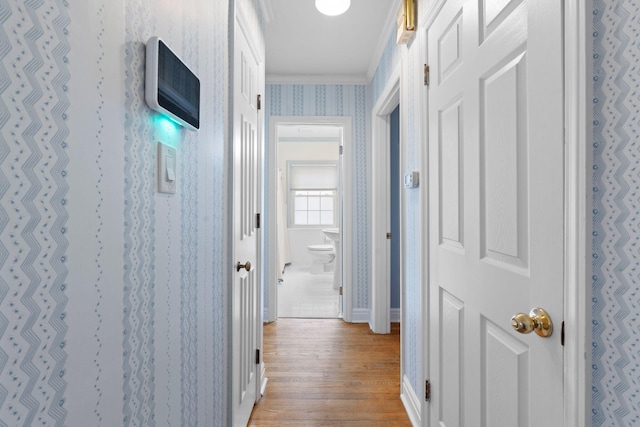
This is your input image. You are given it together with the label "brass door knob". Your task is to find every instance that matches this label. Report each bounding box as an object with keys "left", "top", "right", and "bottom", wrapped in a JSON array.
[
  {"left": 236, "top": 261, "right": 251, "bottom": 272},
  {"left": 511, "top": 307, "right": 553, "bottom": 338}
]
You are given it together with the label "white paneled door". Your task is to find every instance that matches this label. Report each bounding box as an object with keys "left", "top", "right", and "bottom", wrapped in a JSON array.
[
  {"left": 233, "top": 20, "right": 259, "bottom": 427},
  {"left": 428, "top": 0, "right": 564, "bottom": 425}
]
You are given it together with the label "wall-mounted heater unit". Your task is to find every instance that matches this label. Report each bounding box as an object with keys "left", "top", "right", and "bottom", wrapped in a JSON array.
[{"left": 145, "top": 36, "right": 200, "bottom": 131}]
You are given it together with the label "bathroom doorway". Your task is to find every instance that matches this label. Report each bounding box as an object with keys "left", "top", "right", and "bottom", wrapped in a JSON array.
[{"left": 266, "top": 117, "right": 353, "bottom": 322}]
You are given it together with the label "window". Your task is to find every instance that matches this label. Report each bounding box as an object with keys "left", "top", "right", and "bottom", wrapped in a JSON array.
[
  {"left": 288, "top": 162, "right": 338, "bottom": 227},
  {"left": 293, "top": 190, "right": 335, "bottom": 225}
]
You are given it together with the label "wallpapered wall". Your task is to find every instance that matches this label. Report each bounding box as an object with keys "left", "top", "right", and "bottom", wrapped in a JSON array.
[
  {"left": 368, "top": 27, "right": 423, "bottom": 401},
  {"left": 592, "top": 0, "right": 640, "bottom": 425},
  {"left": 10, "top": 0, "right": 639, "bottom": 425},
  {"left": 265, "top": 84, "right": 371, "bottom": 310},
  {"left": 0, "top": 0, "right": 263, "bottom": 425}
]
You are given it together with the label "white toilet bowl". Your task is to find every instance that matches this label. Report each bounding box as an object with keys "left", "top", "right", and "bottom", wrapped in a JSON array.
[{"left": 308, "top": 244, "right": 335, "bottom": 274}]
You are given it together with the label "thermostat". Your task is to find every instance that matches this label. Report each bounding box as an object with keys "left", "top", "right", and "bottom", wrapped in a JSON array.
[{"left": 404, "top": 171, "right": 419, "bottom": 189}]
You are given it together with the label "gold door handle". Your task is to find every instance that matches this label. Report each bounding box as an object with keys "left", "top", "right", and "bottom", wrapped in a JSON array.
[
  {"left": 236, "top": 261, "right": 252, "bottom": 272},
  {"left": 511, "top": 307, "right": 553, "bottom": 338}
]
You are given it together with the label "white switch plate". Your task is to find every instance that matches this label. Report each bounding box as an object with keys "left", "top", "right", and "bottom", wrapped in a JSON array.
[{"left": 157, "top": 142, "right": 176, "bottom": 194}]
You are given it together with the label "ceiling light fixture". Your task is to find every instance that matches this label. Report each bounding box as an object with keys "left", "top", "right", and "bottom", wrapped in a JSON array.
[{"left": 315, "top": 0, "right": 351, "bottom": 16}]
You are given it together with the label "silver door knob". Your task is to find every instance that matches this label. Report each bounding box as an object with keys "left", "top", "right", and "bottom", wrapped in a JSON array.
[{"left": 511, "top": 307, "right": 553, "bottom": 338}]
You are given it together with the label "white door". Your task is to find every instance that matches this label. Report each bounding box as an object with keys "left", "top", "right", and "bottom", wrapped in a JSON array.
[
  {"left": 427, "top": 0, "right": 564, "bottom": 425},
  {"left": 232, "top": 21, "right": 259, "bottom": 427}
]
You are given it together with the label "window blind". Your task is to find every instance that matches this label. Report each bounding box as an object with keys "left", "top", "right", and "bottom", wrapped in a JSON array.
[{"left": 289, "top": 163, "right": 338, "bottom": 190}]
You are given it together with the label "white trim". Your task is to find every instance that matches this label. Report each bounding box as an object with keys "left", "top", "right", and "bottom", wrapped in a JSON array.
[
  {"left": 563, "top": 1, "right": 592, "bottom": 426},
  {"left": 400, "top": 375, "right": 421, "bottom": 427},
  {"left": 266, "top": 74, "right": 370, "bottom": 86},
  {"left": 259, "top": 362, "right": 268, "bottom": 396},
  {"left": 265, "top": 111, "right": 277, "bottom": 321},
  {"left": 267, "top": 116, "right": 354, "bottom": 323},
  {"left": 418, "top": 24, "right": 431, "bottom": 427},
  {"left": 351, "top": 308, "right": 370, "bottom": 323},
  {"left": 371, "top": 65, "right": 401, "bottom": 334},
  {"left": 390, "top": 308, "right": 401, "bottom": 323},
  {"left": 255, "top": 42, "right": 266, "bottom": 406}
]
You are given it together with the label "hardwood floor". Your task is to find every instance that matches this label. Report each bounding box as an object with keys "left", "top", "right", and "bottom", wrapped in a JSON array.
[{"left": 248, "top": 319, "right": 411, "bottom": 426}]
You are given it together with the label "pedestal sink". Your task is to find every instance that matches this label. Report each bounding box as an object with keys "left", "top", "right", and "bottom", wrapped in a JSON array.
[{"left": 322, "top": 228, "right": 341, "bottom": 290}]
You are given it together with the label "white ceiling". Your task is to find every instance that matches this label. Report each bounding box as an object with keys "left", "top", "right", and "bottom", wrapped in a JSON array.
[{"left": 264, "top": 0, "right": 398, "bottom": 85}]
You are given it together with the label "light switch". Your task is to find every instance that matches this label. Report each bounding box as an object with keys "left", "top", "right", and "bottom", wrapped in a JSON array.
[
  {"left": 157, "top": 142, "right": 176, "bottom": 193},
  {"left": 166, "top": 157, "right": 175, "bottom": 181}
]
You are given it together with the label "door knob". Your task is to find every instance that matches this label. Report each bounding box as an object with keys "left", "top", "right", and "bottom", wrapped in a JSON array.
[
  {"left": 236, "top": 261, "right": 252, "bottom": 272},
  {"left": 511, "top": 307, "right": 553, "bottom": 338}
]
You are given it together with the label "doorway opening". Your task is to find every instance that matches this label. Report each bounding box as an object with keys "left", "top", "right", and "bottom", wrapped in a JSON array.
[
  {"left": 266, "top": 116, "right": 353, "bottom": 323},
  {"left": 275, "top": 124, "right": 342, "bottom": 318},
  {"left": 371, "top": 66, "right": 401, "bottom": 334}
]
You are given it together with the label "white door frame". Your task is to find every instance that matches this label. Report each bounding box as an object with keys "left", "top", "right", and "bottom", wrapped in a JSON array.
[
  {"left": 563, "top": 0, "right": 593, "bottom": 425},
  {"left": 371, "top": 65, "right": 401, "bottom": 334},
  {"left": 266, "top": 116, "right": 354, "bottom": 322},
  {"left": 419, "top": 1, "right": 593, "bottom": 425}
]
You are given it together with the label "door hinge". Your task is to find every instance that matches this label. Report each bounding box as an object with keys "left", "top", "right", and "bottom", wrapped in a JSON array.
[
  {"left": 339, "top": 287, "right": 343, "bottom": 296},
  {"left": 257, "top": 94, "right": 262, "bottom": 110},
  {"left": 561, "top": 321, "right": 565, "bottom": 346},
  {"left": 256, "top": 349, "right": 260, "bottom": 364},
  {"left": 425, "top": 380, "right": 431, "bottom": 402},
  {"left": 424, "top": 64, "right": 430, "bottom": 86},
  {"left": 256, "top": 213, "right": 261, "bottom": 229},
  {"left": 339, "top": 145, "right": 343, "bottom": 155},
  {"left": 387, "top": 232, "right": 392, "bottom": 240}
]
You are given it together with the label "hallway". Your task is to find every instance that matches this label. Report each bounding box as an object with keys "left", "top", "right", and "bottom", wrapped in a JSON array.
[{"left": 248, "top": 319, "right": 411, "bottom": 426}]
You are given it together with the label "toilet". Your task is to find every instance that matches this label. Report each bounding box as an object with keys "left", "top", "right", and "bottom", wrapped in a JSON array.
[{"left": 307, "top": 244, "right": 335, "bottom": 274}]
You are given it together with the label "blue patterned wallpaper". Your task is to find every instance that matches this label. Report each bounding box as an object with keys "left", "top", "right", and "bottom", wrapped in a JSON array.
[
  {"left": 593, "top": 0, "right": 640, "bottom": 425},
  {"left": 369, "top": 29, "right": 423, "bottom": 399},
  {"left": 266, "top": 84, "right": 370, "bottom": 309},
  {"left": 0, "top": 0, "right": 237, "bottom": 426},
  {"left": 179, "top": 21, "right": 199, "bottom": 427},
  {"left": 371, "top": 31, "right": 402, "bottom": 106},
  {"left": 404, "top": 37, "right": 423, "bottom": 400},
  {"left": 0, "top": 1, "right": 70, "bottom": 426},
  {"left": 122, "top": 3, "right": 157, "bottom": 425}
]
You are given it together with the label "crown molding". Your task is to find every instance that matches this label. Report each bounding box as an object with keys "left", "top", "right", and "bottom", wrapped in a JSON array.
[{"left": 266, "top": 74, "right": 370, "bottom": 85}]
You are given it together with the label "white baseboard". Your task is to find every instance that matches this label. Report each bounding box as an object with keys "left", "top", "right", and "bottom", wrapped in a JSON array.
[
  {"left": 350, "top": 308, "right": 370, "bottom": 323},
  {"left": 401, "top": 374, "right": 421, "bottom": 427},
  {"left": 391, "top": 308, "right": 400, "bottom": 323},
  {"left": 259, "top": 362, "right": 268, "bottom": 396}
]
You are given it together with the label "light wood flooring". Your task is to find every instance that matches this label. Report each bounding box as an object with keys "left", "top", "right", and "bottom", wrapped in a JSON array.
[{"left": 248, "top": 319, "right": 412, "bottom": 426}]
